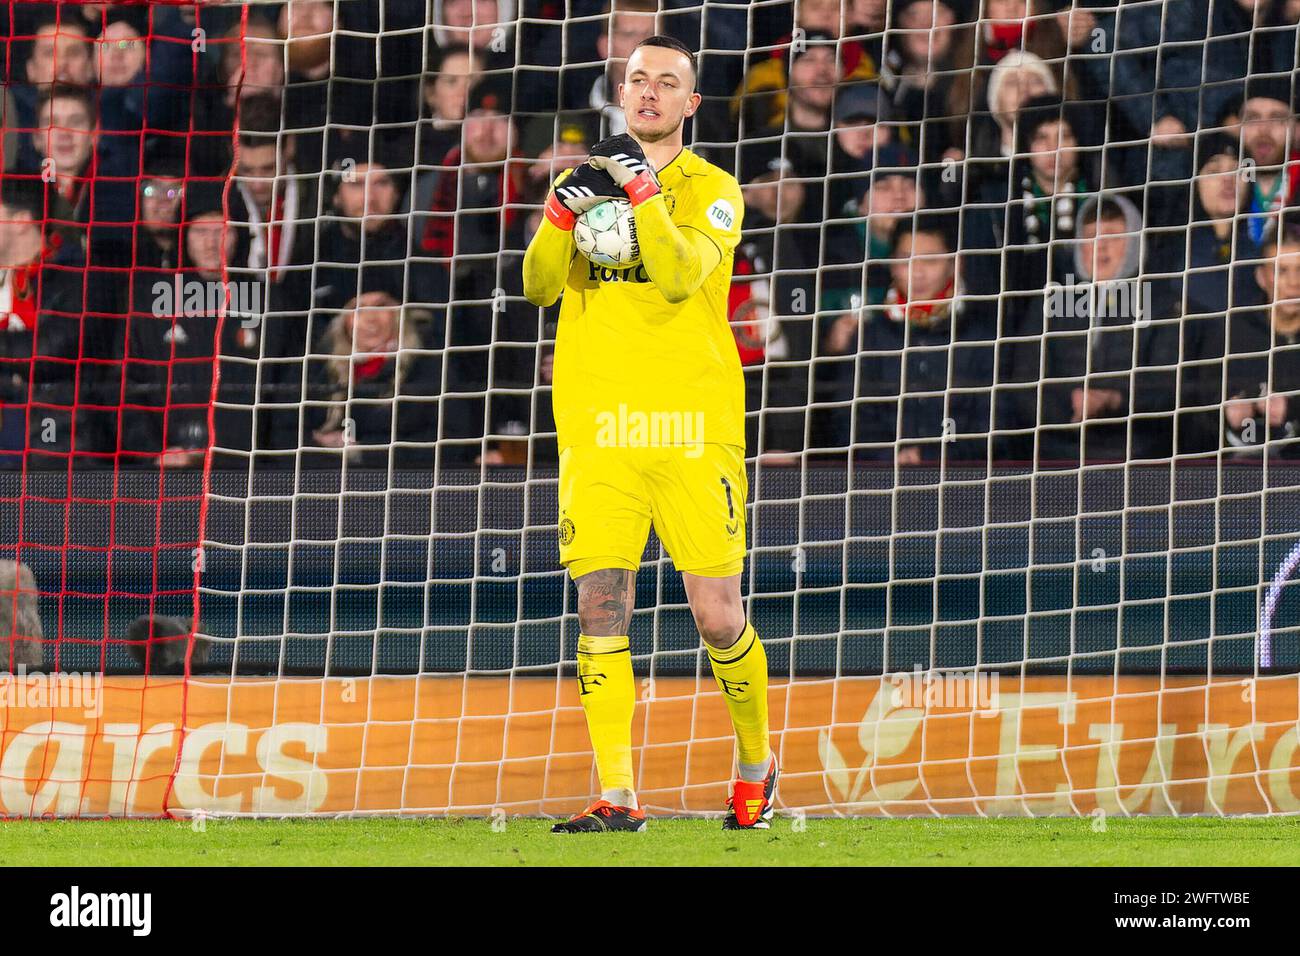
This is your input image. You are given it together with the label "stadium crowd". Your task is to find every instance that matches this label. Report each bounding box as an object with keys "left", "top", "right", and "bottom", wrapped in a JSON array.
[{"left": 2, "top": 0, "right": 1300, "bottom": 477}]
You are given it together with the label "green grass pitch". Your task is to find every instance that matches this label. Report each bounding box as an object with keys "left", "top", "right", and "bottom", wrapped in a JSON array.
[{"left": 3, "top": 816, "right": 1299, "bottom": 866}]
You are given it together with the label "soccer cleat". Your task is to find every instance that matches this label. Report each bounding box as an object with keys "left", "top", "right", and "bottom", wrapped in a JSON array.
[
  {"left": 551, "top": 800, "right": 647, "bottom": 833},
  {"left": 722, "top": 757, "right": 778, "bottom": 830}
]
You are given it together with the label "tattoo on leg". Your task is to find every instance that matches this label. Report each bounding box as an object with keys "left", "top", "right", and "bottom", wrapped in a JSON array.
[{"left": 577, "top": 569, "right": 634, "bottom": 636}]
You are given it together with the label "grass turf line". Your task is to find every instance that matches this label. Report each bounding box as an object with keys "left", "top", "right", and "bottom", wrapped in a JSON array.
[{"left": 0, "top": 817, "right": 1297, "bottom": 866}]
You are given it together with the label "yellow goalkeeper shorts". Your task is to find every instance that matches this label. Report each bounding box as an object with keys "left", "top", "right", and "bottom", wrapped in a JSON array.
[{"left": 557, "top": 443, "right": 748, "bottom": 579}]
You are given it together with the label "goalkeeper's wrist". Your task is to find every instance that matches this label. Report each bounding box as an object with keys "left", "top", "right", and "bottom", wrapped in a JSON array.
[
  {"left": 544, "top": 191, "right": 576, "bottom": 230},
  {"left": 624, "top": 170, "right": 660, "bottom": 207}
]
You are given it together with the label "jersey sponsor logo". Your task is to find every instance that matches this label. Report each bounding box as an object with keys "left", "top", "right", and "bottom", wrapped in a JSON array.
[
  {"left": 726, "top": 520, "right": 739, "bottom": 537},
  {"left": 558, "top": 517, "right": 576, "bottom": 546},
  {"left": 705, "top": 198, "right": 735, "bottom": 231},
  {"left": 587, "top": 262, "right": 650, "bottom": 284}
]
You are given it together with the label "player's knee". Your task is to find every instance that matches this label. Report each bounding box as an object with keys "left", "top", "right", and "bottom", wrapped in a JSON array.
[{"left": 694, "top": 606, "right": 746, "bottom": 650}]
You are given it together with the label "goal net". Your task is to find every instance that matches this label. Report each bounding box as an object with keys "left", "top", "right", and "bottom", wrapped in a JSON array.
[{"left": 3, "top": 0, "right": 1300, "bottom": 818}]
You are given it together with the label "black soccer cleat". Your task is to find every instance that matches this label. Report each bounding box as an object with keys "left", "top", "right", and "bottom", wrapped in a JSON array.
[
  {"left": 551, "top": 800, "right": 647, "bottom": 833},
  {"left": 722, "top": 757, "right": 779, "bottom": 830}
]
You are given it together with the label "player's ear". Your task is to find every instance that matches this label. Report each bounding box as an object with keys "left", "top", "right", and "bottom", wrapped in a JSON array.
[{"left": 684, "top": 90, "right": 702, "bottom": 118}]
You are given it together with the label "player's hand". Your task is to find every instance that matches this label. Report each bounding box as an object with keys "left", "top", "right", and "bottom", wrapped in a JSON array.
[
  {"left": 544, "top": 164, "right": 623, "bottom": 230},
  {"left": 588, "top": 133, "right": 661, "bottom": 206}
]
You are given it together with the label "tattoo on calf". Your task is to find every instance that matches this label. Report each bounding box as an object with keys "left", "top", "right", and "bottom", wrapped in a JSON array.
[{"left": 577, "top": 569, "right": 634, "bottom": 636}]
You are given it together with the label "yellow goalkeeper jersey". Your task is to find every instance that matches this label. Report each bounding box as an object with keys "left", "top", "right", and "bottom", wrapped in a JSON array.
[{"left": 550, "top": 148, "right": 746, "bottom": 452}]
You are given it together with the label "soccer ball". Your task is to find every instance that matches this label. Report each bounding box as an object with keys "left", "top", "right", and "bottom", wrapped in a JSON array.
[{"left": 573, "top": 199, "right": 641, "bottom": 269}]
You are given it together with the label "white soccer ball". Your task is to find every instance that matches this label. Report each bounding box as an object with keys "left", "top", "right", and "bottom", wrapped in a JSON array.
[{"left": 573, "top": 199, "right": 641, "bottom": 269}]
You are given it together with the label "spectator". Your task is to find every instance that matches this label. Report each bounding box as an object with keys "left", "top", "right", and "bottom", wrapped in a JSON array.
[
  {"left": 755, "top": 34, "right": 840, "bottom": 176},
  {"left": 228, "top": 95, "right": 319, "bottom": 298},
  {"left": 964, "top": 49, "right": 1057, "bottom": 192},
  {"left": 1150, "top": 133, "right": 1263, "bottom": 318},
  {"left": 820, "top": 221, "right": 998, "bottom": 464},
  {"left": 877, "top": 0, "right": 969, "bottom": 172},
  {"left": 998, "top": 194, "right": 1183, "bottom": 464},
  {"left": 1201, "top": 0, "right": 1300, "bottom": 137},
  {"left": 1220, "top": 225, "right": 1300, "bottom": 457},
  {"left": 420, "top": 76, "right": 527, "bottom": 263},
  {"left": 190, "top": 17, "right": 284, "bottom": 175},
  {"left": 415, "top": 43, "right": 474, "bottom": 170},
  {"left": 24, "top": 85, "right": 134, "bottom": 268},
  {"left": 432, "top": 0, "right": 517, "bottom": 58},
  {"left": 1238, "top": 77, "right": 1300, "bottom": 246},
  {"left": 827, "top": 83, "right": 894, "bottom": 212},
  {"left": 316, "top": 151, "right": 436, "bottom": 316},
  {"left": 11, "top": 9, "right": 96, "bottom": 138},
  {"left": 823, "top": 156, "right": 921, "bottom": 316},
  {"left": 122, "top": 201, "right": 265, "bottom": 470},
  {"left": 523, "top": 124, "right": 589, "bottom": 201},
  {"left": 734, "top": 17, "right": 878, "bottom": 140},
  {"left": 94, "top": 7, "right": 148, "bottom": 135},
  {"left": 302, "top": 291, "right": 441, "bottom": 473},
  {"left": 0, "top": 175, "right": 108, "bottom": 469},
  {"left": 972, "top": 96, "right": 1106, "bottom": 296},
  {"left": 562, "top": 0, "right": 659, "bottom": 139},
  {"left": 134, "top": 159, "right": 187, "bottom": 271},
  {"left": 734, "top": 143, "right": 817, "bottom": 458}
]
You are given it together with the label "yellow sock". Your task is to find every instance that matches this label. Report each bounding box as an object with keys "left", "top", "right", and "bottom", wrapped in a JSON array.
[
  {"left": 576, "top": 634, "right": 636, "bottom": 803},
  {"left": 706, "top": 622, "right": 771, "bottom": 772}
]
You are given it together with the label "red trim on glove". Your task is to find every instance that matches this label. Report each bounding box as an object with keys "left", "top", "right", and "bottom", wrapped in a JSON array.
[
  {"left": 544, "top": 191, "right": 577, "bottom": 230},
  {"left": 624, "top": 170, "right": 661, "bottom": 207}
]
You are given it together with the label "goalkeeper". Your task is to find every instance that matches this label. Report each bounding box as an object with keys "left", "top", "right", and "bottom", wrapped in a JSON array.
[{"left": 523, "top": 35, "right": 774, "bottom": 832}]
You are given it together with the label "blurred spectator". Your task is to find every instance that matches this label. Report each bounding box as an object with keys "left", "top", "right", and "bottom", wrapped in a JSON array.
[
  {"left": 878, "top": 0, "right": 970, "bottom": 170},
  {"left": 302, "top": 291, "right": 441, "bottom": 472},
  {"left": 317, "top": 158, "right": 431, "bottom": 312},
  {"left": 820, "top": 221, "right": 997, "bottom": 463},
  {"left": 94, "top": 7, "right": 147, "bottom": 134},
  {"left": 973, "top": 96, "right": 1106, "bottom": 295},
  {"left": 11, "top": 9, "right": 96, "bottom": 136},
  {"left": 964, "top": 49, "right": 1057, "bottom": 189},
  {"left": 1237, "top": 77, "right": 1300, "bottom": 246},
  {"left": 827, "top": 84, "right": 893, "bottom": 212},
  {"left": 847, "top": 0, "right": 887, "bottom": 65},
  {"left": 229, "top": 95, "right": 318, "bottom": 300},
  {"left": 420, "top": 77, "right": 527, "bottom": 262},
  {"left": 755, "top": 34, "right": 839, "bottom": 176},
  {"left": 431, "top": 0, "right": 516, "bottom": 69},
  {"left": 1220, "top": 225, "right": 1300, "bottom": 457},
  {"left": 134, "top": 159, "right": 187, "bottom": 271},
  {"left": 523, "top": 124, "right": 589, "bottom": 202},
  {"left": 998, "top": 194, "right": 1183, "bottom": 464},
  {"left": 23, "top": 85, "right": 134, "bottom": 271},
  {"left": 1150, "top": 132, "right": 1263, "bottom": 318},
  {"left": 734, "top": 12, "right": 878, "bottom": 140},
  {"left": 122, "top": 200, "right": 265, "bottom": 470},
  {"left": 415, "top": 43, "right": 474, "bottom": 170},
  {"left": 734, "top": 143, "right": 817, "bottom": 457},
  {"left": 0, "top": 174, "right": 109, "bottom": 469},
  {"left": 574, "top": 0, "right": 655, "bottom": 136},
  {"left": 823, "top": 157, "right": 921, "bottom": 313}
]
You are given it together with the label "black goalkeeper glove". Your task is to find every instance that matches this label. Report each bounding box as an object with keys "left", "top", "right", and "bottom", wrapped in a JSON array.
[
  {"left": 588, "top": 133, "right": 661, "bottom": 206},
  {"left": 544, "top": 163, "right": 625, "bottom": 230}
]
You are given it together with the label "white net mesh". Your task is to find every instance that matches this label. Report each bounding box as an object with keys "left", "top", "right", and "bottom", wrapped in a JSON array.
[{"left": 7, "top": 0, "right": 1300, "bottom": 816}]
